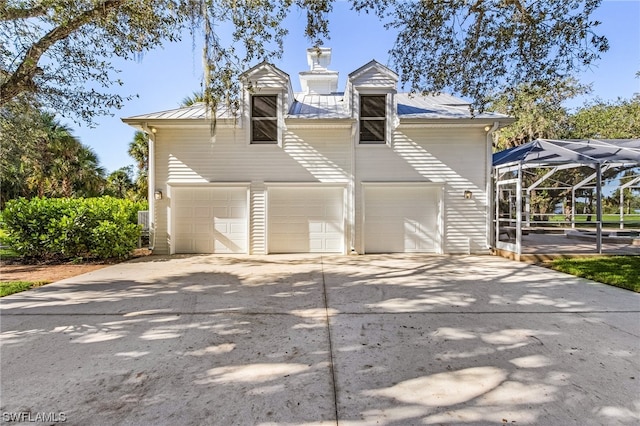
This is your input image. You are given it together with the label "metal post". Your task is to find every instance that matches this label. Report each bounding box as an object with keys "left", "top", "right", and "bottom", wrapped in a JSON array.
[
  {"left": 620, "top": 189, "right": 624, "bottom": 230},
  {"left": 571, "top": 188, "right": 576, "bottom": 229},
  {"left": 525, "top": 189, "right": 531, "bottom": 227},
  {"left": 596, "top": 164, "right": 602, "bottom": 254},
  {"left": 516, "top": 163, "right": 523, "bottom": 257}
]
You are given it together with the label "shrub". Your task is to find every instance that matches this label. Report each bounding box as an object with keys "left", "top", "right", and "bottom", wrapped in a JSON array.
[
  {"left": 2, "top": 196, "right": 146, "bottom": 260},
  {"left": 91, "top": 221, "right": 140, "bottom": 259}
]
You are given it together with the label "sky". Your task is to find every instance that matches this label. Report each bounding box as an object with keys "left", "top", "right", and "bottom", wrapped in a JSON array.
[{"left": 69, "top": 0, "right": 640, "bottom": 175}]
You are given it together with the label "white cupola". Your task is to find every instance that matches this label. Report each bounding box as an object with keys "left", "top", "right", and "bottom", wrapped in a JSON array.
[{"left": 299, "top": 47, "right": 339, "bottom": 94}]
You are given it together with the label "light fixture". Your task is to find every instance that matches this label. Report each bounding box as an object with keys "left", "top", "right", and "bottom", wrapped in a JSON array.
[
  {"left": 464, "top": 190, "right": 473, "bottom": 199},
  {"left": 154, "top": 190, "right": 163, "bottom": 200},
  {"left": 484, "top": 125, "right": 491, "bottom": 132},
  {"left": 151, "top": 127, "right": 157, "bottom": 134}
]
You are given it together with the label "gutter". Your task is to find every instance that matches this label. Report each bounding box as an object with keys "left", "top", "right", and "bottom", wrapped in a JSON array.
[{"left": 141, "top": 123, "right": 156, "bottom": 251}]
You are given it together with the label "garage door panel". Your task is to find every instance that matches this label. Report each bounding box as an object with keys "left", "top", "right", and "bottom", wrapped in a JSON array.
[
  {"left": 268, "top": 187, "right": 344, "bottom": 253},
  {"left": 365, "top": 186, "right": 439, "bottom": 253},
  {"left": 173, "top": 187, "right": 247, "bottom": 254},
  {"left": 195, "top": 208, "right": 213, "bottom": 218},
  {"left": 229, "top": 207, "right": 246, "bottom": 218}
]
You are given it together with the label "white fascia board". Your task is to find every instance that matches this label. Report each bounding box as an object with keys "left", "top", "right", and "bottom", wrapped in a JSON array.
[
  {"left": 398, "top": 118, "right": 515, "bottom": 128},
  {"left": 121, "top": 118, "right": 238, "bottom": 129},
  {"left": 284, "top": 118, "right": 354, "bottom": 129}
]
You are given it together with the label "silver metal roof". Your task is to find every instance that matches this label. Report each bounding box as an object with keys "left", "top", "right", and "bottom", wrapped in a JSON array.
[
  {"left": 123, "top": 102, "right": 233, "bottom": 121},
  {"left": 396, "top": 93, "right": 508, "bottom": 120},
  {"left": 493, "top": 139, "right": 640, "bottom": 169},
  {"left": 123, "top": 92, "right": 510, "bottom": 122},
  {"left": 287, "top": 93, "right": 348, "bottom": 119}
]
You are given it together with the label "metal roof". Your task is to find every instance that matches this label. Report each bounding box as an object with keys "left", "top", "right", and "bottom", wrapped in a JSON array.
[
  {"left": 123, "top": 102, "right": 233, "bottom": 121},
  {"left": 287, "top": 93, "right": 349, "bottom": 119},
  {"left": 123, "top": 93, "right": 511, "bottom": 122},
  {"left": 396, "top": 93, "right": 509, "bottom": 120},
  {"left": 493, "top": 139, "right": 640, "bottom": 169}
]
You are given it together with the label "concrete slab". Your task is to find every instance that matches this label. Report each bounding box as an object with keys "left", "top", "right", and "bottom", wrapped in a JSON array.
[{"left": 1, "top": 254, "right": 638, "bottom": 425}]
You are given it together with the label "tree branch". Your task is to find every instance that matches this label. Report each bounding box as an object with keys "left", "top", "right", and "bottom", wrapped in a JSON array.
[
  {"left": 0, "top": 0, "right": 124, "bottom": 105},
  {"left": 0, "top": 2, "right": 49, "bottom": 21}
]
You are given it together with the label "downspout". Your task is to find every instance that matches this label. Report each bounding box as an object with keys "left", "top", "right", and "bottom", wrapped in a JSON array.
[
  {"left": 595, "top": 163, "right": 602, "bottom": 254},
  {"left": 142, "top": 123, "right": 156, "bottom": 251},
  {"left": 350, "top": 120, "right": 357, "bottom": 254},
  {"left": 485, "top": 121, "right": 500, "bottom": 250}
]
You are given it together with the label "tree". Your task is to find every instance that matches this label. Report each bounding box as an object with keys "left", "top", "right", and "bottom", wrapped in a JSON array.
[
  {"left": 610, "top": 171, "right": 640, "bottom": 215},
  {"left": 1, "top": 1, "right": 608, "bottom": 120},
  {"left": 105, "top": 166, "right": 134, "bottom": 199},
  {"left": 0, "top": 98, "right": 41, "bottom": 204},
  {"left": 0, "top": 106, "right": 106, "bottom": 205},
  {"left": 565, "top": 95, "right": 640, "bottom": 139},
  {"left": 486, "top": 78, "right": 590, "bottom": 150},
  {"left": 382, "top": 0, "right": 607, "bottom": 110},
  {"left": 127, "top": 131, "right": 149, "bottom": 200},
  {"left": 181, "top": 92, "right": 205, "bottom": 107}
]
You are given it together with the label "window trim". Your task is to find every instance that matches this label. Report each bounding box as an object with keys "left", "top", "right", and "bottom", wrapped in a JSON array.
[
  {"left": 250, "top": 94, "right": 279, "bottom": 145},
  {"left": 358, "top": 94, "right": 388, "bottom": 145}
]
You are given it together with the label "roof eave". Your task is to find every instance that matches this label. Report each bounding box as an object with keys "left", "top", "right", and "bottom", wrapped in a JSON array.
[
  {"left": 121, "top": 117, "right": 237, "bottom": 131},
  {"left": 398, "top": 117, "right": 515, "bottom": 128}
]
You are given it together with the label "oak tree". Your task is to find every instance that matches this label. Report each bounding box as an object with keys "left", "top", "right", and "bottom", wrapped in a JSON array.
[{"left": 1, "top": 0, "right": 608, "bottom": 120}]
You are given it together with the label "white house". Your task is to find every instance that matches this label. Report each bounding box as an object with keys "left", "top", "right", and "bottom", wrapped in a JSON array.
[{"left": 122, "top": 48, "right": 513, "bottom": 255}]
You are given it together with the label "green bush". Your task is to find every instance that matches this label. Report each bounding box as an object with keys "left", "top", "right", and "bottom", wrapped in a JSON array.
[
  {"left": 91, "top": 221, "right": 140, "bottom": 259},
  {"left": 2, "top": 196, "right": 147, "bottom": 260}
]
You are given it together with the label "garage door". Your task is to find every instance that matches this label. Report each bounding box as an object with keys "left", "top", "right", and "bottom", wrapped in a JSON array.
[
  {"left": 364, "top": 185, "right": 440, "bottom": 253},
  {"left": 173, "top": 187, "right": 248, "bottom": 254},
  {"left": 268, "top": 187, "right": 344, "bottom": 253}
]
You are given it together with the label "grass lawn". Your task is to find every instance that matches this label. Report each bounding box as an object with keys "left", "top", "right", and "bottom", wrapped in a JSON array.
[
  {"left": 547, "top": 214, "right": 640, "bottom": 227},
  {"left": 550, "top": 256, "right": 640, "bottom": 292},
  {"left": 0, "top": 281, "right": 50, "bottom": 297}
]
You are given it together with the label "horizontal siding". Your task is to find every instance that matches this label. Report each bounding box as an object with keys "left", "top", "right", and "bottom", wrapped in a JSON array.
[
  {"left": 350, "top": 68, "right": 396, "bottom": 88},
  {"left": 250, "top": 182, "right": 266, "bottom": 254},
  {"left": 355, "top": 127, "right": 489, "bottom": 254},
  {"left": 159, "top": 128, "right": 351, "bottom": 184},
  {"left": 153, "top": 127, "right": 351, "bottom": 254},
  {"left": 248, "top": 67, "right": 289, "bottom": 88},
  {"left": 153, "top": 125, "right": 490, "bottom": 255}
]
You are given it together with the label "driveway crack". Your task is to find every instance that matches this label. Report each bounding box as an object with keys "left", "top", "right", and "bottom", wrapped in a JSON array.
[{"left": 320, "top": 255, "right": 339, "bottom": 425}]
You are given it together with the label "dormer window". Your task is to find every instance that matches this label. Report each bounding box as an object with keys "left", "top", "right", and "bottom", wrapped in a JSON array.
[
  {"left": 251, "top": 95, "right": 278, "bottom": 144},
  {"left": 359, "top": 95, "right": 386, "bottom": 144}
]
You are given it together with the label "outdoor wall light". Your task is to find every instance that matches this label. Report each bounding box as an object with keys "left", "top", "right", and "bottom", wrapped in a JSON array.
[
  {"left": 464, "top": 190, "right": 473, "bottom": 199},
  {"left": 154, "top": 190, "right": 163, "bottom": 200}
]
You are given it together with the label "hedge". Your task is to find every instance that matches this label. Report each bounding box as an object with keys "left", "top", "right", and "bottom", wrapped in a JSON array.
[{"left": 2, "top": 197, "right": 147, "bottom": 260}]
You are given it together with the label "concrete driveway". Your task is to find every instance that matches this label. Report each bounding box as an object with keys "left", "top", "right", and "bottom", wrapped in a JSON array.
[{"left": 1, "top": 254, "right": 639, "bottom": 425}]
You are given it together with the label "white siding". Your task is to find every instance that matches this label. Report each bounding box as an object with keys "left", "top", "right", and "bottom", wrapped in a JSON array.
[
  {"left": 153, "top": 127, "right": 351, "bottom": 254},
  {"left": 354, "top": 127, "right": 489, "bottom": 254},
  {"left": 153, "top": 124, "right": 489, "bottom": 255},
  {"left": 349, "top": 67, "right": 397, "bottom": 88},
  {"left": 250, "top": 182, "right": 266, "bottom": 254}
]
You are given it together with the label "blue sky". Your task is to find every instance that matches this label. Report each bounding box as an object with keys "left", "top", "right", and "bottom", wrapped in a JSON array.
[{"left": 69, "top": 0, "right": 640, "bottom": 174}]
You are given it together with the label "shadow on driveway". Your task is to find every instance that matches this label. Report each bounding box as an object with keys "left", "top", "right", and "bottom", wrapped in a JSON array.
[{"left": 1, "top": 254, "right": 639, "bottom": 425}]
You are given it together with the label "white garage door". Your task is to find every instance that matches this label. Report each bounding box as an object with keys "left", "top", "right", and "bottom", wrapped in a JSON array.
[
  {"left": 268, "top": 187, "right": 344, "bottom": 253},
  {"left": 173, "top": 187, "right": 248, "bottom": 254},
  {"left": 364, "top": 185, "right": 440, "bottom": 253}
]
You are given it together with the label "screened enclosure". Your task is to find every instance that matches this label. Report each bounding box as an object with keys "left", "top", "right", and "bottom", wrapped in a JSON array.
[{"left": 493, "top": 139, "right": 640, "bottom": 258}]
